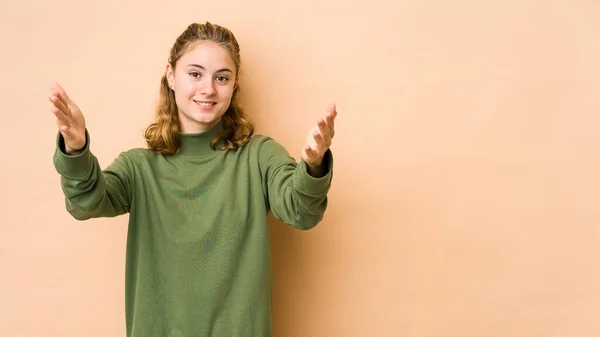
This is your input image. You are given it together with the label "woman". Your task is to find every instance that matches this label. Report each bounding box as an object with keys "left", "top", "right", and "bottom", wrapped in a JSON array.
[{"left": 49, "top": 22, "right": 336, "bottom": 337}]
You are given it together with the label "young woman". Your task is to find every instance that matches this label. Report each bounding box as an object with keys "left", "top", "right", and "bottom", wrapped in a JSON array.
[{"left": 49, "top": 22, "right": 336, "bottom": 337}]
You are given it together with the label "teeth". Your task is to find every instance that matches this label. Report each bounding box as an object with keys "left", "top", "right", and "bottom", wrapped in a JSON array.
[{"left": 194, "top": 100, "right": 215, "bottom": 107}]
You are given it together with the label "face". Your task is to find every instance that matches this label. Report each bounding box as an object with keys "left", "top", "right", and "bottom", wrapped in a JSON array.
[{"left": 166, "top": 40, "right": 237, "bottom": 133}]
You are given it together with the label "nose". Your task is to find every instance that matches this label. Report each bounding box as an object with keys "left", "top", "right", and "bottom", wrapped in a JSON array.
[{"left": 200, "top": 78, "right": 216, "bottom": 96}]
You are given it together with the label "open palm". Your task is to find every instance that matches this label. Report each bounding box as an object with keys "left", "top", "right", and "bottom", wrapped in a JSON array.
[
  {"left": 49, "top": 83, "right": 87, "bottom": 154},
  {"left": 301, "top": 103, "right": 337, "bottom": 171}
]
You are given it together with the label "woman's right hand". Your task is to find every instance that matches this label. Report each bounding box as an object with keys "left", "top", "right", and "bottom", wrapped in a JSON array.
[{"left": 49, "top": 83, "right": 87, "bottom": 154}]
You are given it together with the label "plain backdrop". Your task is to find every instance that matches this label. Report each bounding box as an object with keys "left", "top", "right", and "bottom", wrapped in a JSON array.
[{"left": 2, "top": 0, "right": 600, "bottom": 336}]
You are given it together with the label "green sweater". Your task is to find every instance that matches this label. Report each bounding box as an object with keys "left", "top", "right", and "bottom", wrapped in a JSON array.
[{"left": 52, "top": 121, "right": 333, "bottom": 337}]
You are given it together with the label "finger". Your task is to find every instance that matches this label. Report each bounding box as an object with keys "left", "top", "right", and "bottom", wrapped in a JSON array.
[
  {"left": 57, "top": 124, "right": 80, "bottom": 143},
  {"left": 52, "top": 106, "right": 71, "bottom": 128},
  {"left": 51, "top": 82, "right": 73, "bottom": 115},
  {"left": 51, "top": 82, "right": 70, "bottom": 101},
  {"left": 327, "top": 103, "right": 336, "bottom": 115},
  {"left": 312, "top": 127, "right": 330, "bottom": 151},
  {"left": 327, "top": 103, "right": 337, "bottom": 120},
  {"left": 50, "top": 96, "right": 71, "bottom": 122},
  {"left": 325, "top": 103, "right": 337, "bottom": 135},
  {"left": 56, "top": 120, "right": 78, "bottom": 138},
  {"left": 324, "top": 114, "right": 335, "bottom": 138},
  {"left": 49, "top": 95, "right": 69, "bottom": 114},
  {"left": 315, "top": 119, "right": 331, "bottom": 146},
  {"left": 303, "top": 143, "right": 318, "bottom": 159}
]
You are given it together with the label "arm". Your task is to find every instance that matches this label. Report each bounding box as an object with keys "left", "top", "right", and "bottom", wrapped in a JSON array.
[
  {"left": 258, "top": 137, "right": 334, "bottom": 230},
  {"left": 49, "top": 82, "right": 132, "bottom": 220},
  {"left": 259, "top": 103, "right": 338, "bottom": 230},
  {"left": 53, "top": 130, "right": 132, "bottom": 220}
]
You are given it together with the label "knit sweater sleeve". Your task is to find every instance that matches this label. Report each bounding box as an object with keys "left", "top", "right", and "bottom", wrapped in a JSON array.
[
  {"left": 257, "top": 136, "right": 334, "bottom": 230},
  {"left": 52, "top": 130, "right": 133, "bottom": 220}
]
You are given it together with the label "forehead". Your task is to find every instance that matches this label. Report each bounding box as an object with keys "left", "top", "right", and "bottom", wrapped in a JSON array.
[{"left": 178, "top": 40, "right": 235, "bottom": 70}]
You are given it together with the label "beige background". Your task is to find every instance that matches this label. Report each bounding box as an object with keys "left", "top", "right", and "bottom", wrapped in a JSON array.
[{"left": 2, "top": 0, "right": 600, "bottom": 336}]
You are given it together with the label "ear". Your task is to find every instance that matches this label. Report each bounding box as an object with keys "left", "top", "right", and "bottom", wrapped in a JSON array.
[{"left": 166, "top": 64, "right": 174, "bottom": 89}]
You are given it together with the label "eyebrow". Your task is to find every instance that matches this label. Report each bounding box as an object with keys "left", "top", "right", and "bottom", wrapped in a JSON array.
[{"left": 187, "top": 64, "right": 233, "bottom": 73}]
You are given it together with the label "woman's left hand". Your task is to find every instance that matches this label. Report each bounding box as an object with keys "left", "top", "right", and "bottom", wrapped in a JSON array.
[{"left": 301, "top": 103, "right": 337, "bottom": 177}]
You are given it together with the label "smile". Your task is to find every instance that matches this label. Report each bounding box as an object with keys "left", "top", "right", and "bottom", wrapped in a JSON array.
[{"left": 193, "top": 100, "right": 217, "bottom": 107}]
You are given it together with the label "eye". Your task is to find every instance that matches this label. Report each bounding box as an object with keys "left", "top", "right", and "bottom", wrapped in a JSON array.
[
  {"left": 216, "top": 75, "right": 229, "bottom": 82},
  {"left": 189, "top": 71, "right": 201, "bottom": 78}
]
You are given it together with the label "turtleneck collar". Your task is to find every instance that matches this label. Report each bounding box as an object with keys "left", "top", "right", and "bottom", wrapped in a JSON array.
[{"left": 177, "top": 120, "right": 225, "bottom": 157}]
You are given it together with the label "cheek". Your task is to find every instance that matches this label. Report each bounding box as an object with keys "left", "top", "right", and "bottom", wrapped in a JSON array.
[
  {"left": 175, "top": 79, "right": 197, "bottom": 98},
  {"left": 219, "top": 85, "right": 235, "bottom": 100}
]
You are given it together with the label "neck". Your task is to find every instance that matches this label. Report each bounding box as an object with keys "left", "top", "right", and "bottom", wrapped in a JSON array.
[{"left": 177, "top": 120, "right": 225, "bottom": 157}]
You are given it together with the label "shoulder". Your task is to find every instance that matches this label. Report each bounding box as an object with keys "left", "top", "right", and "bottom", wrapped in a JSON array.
[
  {"left": 246, "top": 134, "right": 271, "bottom": 147},
  {"left": 245, "top": 134, "right": 289, "bottom": 154},
  {"left": 111, "top": 147, "right": 156, "bottom": 166},
  {"left": 121, "top": 147, "right": 151, "bottom": 159},
  {"left": 244, "top": 134, "right": 296, "bottom": 168}
]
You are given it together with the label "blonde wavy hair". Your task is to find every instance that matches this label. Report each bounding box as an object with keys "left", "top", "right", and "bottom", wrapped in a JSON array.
[{"left": 144, "top": 22, "right": 254, "bottom": 155}]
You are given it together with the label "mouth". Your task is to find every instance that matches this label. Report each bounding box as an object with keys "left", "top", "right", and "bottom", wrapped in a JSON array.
[{"left": 193, "top": 100, "right": 217, "bottom": 107}]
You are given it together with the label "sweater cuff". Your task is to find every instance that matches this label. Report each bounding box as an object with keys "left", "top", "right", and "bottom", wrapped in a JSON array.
[
  {"left": 294, "top": 149, "right": 334, "bottom": 195},
  {"left": 53, "top": 129, "right": 94, "bottom": 179}
]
